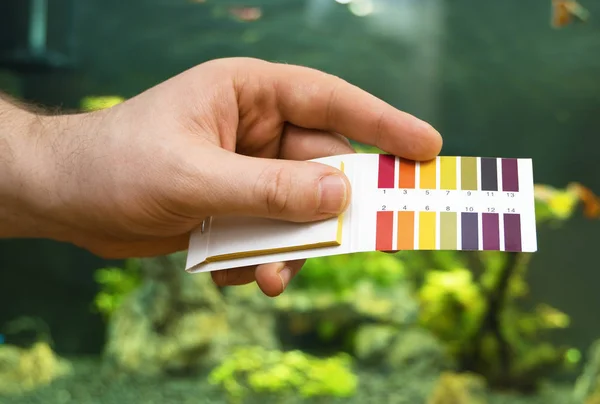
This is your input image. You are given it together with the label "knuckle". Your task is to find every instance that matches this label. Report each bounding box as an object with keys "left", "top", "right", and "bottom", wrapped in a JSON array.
[
  {"left": 255, "top": 165, "right": 292, "bottom": 216},
  {"left": 211, "top": 270, "right": 229, "bottom": 286},
  {"left": 325, "top": 77, "right": 343, "bottom": 127},
  {"left": 326, "top": 140, "right": 346, "bottom": 156},
  {"left": 374, "top": 109, "right": 387, "bottom": 149}
]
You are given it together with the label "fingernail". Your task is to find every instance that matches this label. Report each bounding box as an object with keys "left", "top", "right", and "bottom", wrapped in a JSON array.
[
  {"left": 278, "top": 266, "right": 292, "bottom": 292},
  {"left": 318, "top": 174, "right": 348, "bottom": 214}
]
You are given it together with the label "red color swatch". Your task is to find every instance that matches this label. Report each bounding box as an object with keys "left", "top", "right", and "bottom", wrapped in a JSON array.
[
  {"left": 376, "top": 211, "right": 394, "bottom": 250},
  {"left": 378, "top": 154, "right": 395, "bottom": 188}
]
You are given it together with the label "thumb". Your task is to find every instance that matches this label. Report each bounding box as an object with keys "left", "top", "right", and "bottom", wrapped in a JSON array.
[{"left": 200, "top": 149, "right": 351, "bottom": 222}]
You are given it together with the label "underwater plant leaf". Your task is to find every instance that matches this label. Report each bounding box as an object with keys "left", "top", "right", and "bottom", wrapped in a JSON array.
[
  {"left": 208, "top": 346, "right": 357, "bottom": 400},
  {"left": 80, "top": 95, "right": 125, "bottom": 111},
  {"left": 294, "top": 251, "right": 405, "bottom": 294},
  {"left": 417, "top": 268, "right": 487, "bottom": 350},
  {"left": 91, "top": 259, "right": 142, "bottom": 318}
]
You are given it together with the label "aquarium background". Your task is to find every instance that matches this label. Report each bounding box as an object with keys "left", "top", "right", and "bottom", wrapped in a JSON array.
[{"left": 0, "top": 0, "right": 599, "bottom": 403}]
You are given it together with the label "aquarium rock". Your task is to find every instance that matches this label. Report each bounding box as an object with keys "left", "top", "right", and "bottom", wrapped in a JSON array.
[
  {"left": 427, "top": 372, "right": 488, "bottom": 404},
  {"left": 102, "top": 254, "right": 230, "bottom": 376},
  {"left": 354, "top": 325, "right": 451, "bottom": 373},
  {"left": 221, "top": 283, "right": 280, "bottom": 350},
  {"left": 0, "top": 342, "right": 72, "bottom": 395}
]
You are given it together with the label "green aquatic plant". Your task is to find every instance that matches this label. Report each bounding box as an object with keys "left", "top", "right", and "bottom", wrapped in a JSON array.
[
  {"left": 276, "top": 251, "right": 416, "bottom": 355},
  {"left": 92, "top": 258, "right": 142, "bottom": 319},
  {"left": 292, "top": 251, "right": 406, "bottom": 294},
  {"left": 351, "top": 143, "right": 383, "bottom": 154},
  {"left": 80, "top": 95, "right": 125, "bottom": 111},
  {"left": 208, "top": 346, "right": 357, "bottom": 403},
  {"left": 415, "top": 249, "right": 577, "bottom": 391},
  {"left": 418, "top": 267, "right": 486, "bottom": 356},
  {"left": 407, "top": 182, "right": 595, "bottom": 391}
]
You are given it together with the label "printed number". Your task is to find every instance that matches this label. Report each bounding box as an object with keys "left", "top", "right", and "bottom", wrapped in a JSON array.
[
  {"left": 467, "top": 191, "right": 472, "bottom": 196},
  {"left": 446, "top": 190, "right": 450, "bottom": 195},
  {"left": 487, "top": 207, "right": 495, "bottom": 213},
  {"left": 507, "top": 192, "right": 515, "bottom": 197},
  {"left": 425, "top": 205, "right": 430, "bottom": 211},
  {"left": 382, "top": 205, "right": 386, "bottom": 210},
  {"left": 403, "top": 190, "right": 408, "bottom": 195},
  {"left": 465, "top": 207, "right": 474, "bottom": 212},
  {"left": 383, "top": 190, "right": 386, "bottom": 194},
  {"left": 487, "top": 192, "right": 494, "bottom": 196},
  {"left": 507, "top": 208, "right": 515, "bottom": 213},
  {"left": 402, "top": 205, "right": 407, "bottom": 210},
  {"left": 445, "top": 206, "right": 450, "bottom": 211},
  {"left": 425, "top": 190, "right": 430, "bottom": 195}
]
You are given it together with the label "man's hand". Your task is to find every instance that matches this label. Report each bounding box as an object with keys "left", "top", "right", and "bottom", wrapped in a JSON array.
[{"left": 0, "top": 57, "right": 442, "bottom": 296}]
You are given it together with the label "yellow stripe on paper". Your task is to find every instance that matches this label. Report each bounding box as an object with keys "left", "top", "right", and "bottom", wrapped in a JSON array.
[
  {"left": 440, "top": 156, "right": 457, "bottom": 190},
  {"left": 419, "top": 159, "right": 437, "bottom": 189},
  {"left": 419, "top": 211, "right": 436, "bottom": 249}
]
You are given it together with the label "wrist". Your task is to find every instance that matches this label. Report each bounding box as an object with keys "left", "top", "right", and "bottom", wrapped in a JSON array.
[{"left": 0, "top": 104, "right": 72, "bottom": 240}]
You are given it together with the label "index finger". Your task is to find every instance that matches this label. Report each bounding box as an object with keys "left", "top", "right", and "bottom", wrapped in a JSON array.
[{"left": 237, "top": 58, "right": 443, "bottom": 161}]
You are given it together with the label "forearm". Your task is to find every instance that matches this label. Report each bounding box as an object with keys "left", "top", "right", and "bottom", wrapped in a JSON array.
[{"left": 0, "top": 95, "right": 62, "bottom": 239}]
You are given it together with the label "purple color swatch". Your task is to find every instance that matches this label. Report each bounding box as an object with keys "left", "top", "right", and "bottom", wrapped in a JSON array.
[
  {"left": 461, "top": 212, "right": 479, "bottom": 250},
  {"left": 503, "top": 213, "right": 522, "bottom": 252},
  {"left": 502, "top": 158, "right": 519, "bottom": 192},
  {"left": 482, "top": 213, "right": 500, "bottom": 250}
]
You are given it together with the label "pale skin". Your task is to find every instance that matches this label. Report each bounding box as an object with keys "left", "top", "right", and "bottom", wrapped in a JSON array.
[{"left": 0, "top": 57, "right": 442, "bottom": 297}]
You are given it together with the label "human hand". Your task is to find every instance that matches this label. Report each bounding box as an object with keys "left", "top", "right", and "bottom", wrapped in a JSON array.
[{"left": 10, "top": 57, "right": 442, "bottom": 296}]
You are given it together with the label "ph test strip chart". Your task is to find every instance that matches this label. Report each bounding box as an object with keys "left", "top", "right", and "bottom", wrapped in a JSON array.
[
  {"left": 185, "top": 153, "right": 537, "bottom": 274},
  {"left": 373, "top": 154, "right": 536, "bottom": 253}
]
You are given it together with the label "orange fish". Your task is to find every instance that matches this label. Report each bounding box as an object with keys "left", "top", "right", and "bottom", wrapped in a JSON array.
[
  {"left": 570, "top": 183, "right": 600, "bottom": 219},
  {"left": 229, "top": 7, "right": 262, "bottom": 22},
  {"left": 552, "top": 0, "right": 590, "bottom": 28}
]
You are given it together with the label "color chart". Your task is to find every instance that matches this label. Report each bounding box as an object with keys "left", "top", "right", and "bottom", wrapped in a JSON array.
[
  {"left": 185, "top": 153, "right": 537, "bottom": 273},
  {"left": 373, "top": 154, "right": 536, "bottom": 253}
]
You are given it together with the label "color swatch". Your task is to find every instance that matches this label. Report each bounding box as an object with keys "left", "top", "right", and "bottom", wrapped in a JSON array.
[
  {"left": 461, "top": 212, "right": 479, "bottom": 250},
  {"left": 398, "top": 159, "right": 416, "bottom": 189},
  {"left": 377, "top": 155, "right": 522, "bottom": 192},
  {"left": 461, "top": 157, "right": 478, "bottom": 191},
  {"left": 375, "top": 210, "right": 394, "bottom": 250},
  {"left": 396, "top": 211, "right": 415, "bottom": 250},
  {"left": 440, "top": 157, "right": 457, "bottom": 190},
  {"left": 375, "top": 211, "right": 525, "bottom": 252},
  {"left": 378, "top": 154, "right": 395, "bottom": 188}
]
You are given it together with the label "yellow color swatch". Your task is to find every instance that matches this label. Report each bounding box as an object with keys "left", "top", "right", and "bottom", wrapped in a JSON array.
[
  {"left": 419, "top": 211, "right": 436, "bottom": 249},
  {"left": 440, "top": 157, "right": 457, "bottom": 190},
  {"left": 419, "top": 159, "right": 437, "bottom": 189}
]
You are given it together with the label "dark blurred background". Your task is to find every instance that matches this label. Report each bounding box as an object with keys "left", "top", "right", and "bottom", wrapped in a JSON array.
[{"left": 0, "top": 0, "right": 598, "bottom": 357}]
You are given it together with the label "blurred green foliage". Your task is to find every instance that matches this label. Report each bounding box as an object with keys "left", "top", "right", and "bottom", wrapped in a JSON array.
[
  {"left": 292, "top": 252, "right": 405, "bottom": 294},
  {"left": 92, "top": 259, "right": 141, "bottom": 319},
  {"left": 418, "top": 267, "right": 486, "bottom": 352},
  {"left": 208, "top": 346, "right": 357, "bottom": 403},
  {"left": 80, "top": 95, "right": 125, "bottom": 111},
  {"left": 413, "top": 248, "right": 578, "bottom": 391}
]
